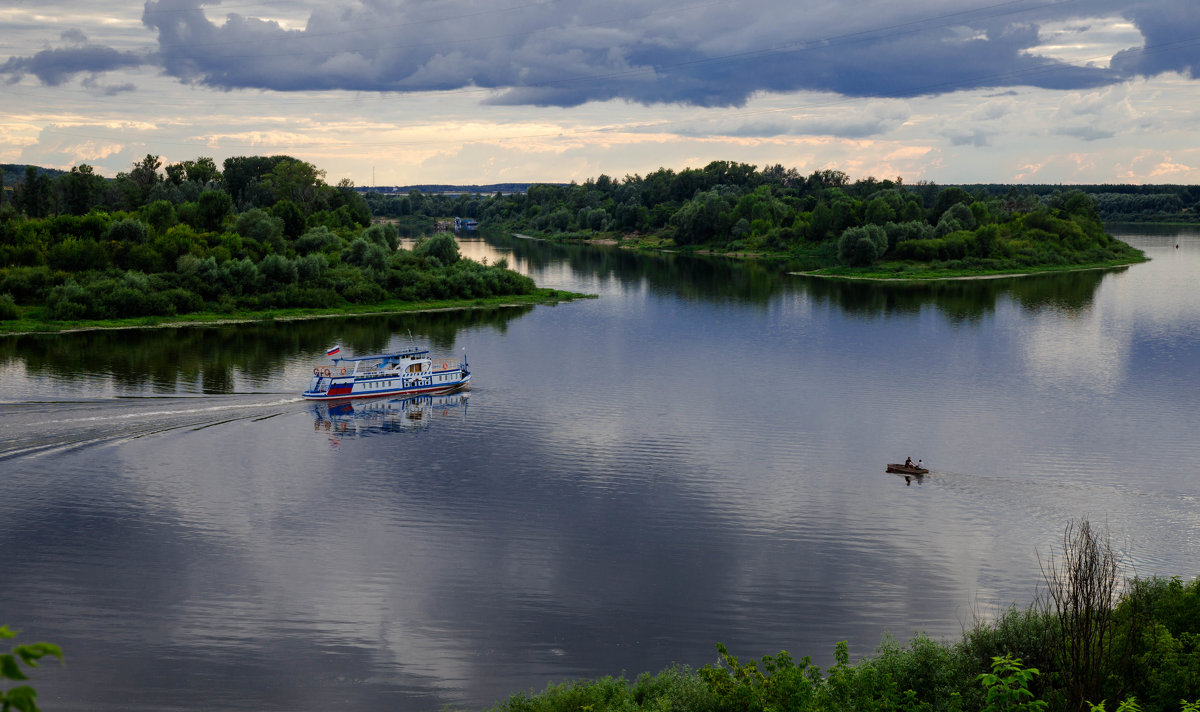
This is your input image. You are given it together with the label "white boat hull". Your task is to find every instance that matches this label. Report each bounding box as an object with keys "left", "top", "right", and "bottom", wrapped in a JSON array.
[{"left": 302, "top": 347, "right": 471, "bottom": 401}]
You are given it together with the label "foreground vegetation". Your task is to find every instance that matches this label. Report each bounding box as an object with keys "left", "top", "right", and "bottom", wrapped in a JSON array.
[
  {"left": 0, "top": 155, "right": 576, "bottom": 331},
  {"left": 364, "top": 163, "right": 1147, "bottom": 278},
  {"left": 1, "top": 625, "right": 61, "bottom": 712},
  {"left": 473, "top": 521, "right": 1198, "bottom": 712}
]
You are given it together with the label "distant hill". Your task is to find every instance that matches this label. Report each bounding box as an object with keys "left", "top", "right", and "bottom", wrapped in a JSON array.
[
  {"left": 357, "top": 183, "right": 563, "bottom": 195},
  {"left": 2, "top": 164, "right": 70, "bottom": 187}
]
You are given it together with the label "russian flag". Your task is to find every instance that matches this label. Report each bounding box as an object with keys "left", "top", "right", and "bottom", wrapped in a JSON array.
[{"left": 326, "top": 345, "right": 341, "bottom": 356}]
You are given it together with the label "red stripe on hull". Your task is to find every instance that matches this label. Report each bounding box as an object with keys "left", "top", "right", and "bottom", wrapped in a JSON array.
[{"left": 302, "top": 381, "right": 469, "bottom": 401}]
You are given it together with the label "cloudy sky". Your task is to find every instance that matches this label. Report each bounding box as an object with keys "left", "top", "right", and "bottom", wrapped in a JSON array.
[{"left": 3, "top": 0, "right": 1199, "bottom": 185}]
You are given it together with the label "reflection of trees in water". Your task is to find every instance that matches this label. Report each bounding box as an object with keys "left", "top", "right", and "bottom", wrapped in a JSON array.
[
  {"left": 495, "top": 233, "right": 785, "bottom": 304},
  {"left": 1, "top": 306, "right": 532, "bottom": 392},
  {"left": 491, "top": 232, "right": 1117, "bottom": 321},
  {"left": 800, "top": 268, "right": 1115, "bottom": 323}
]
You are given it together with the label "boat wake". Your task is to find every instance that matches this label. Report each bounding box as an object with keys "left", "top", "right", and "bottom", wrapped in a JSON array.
[{"left": 0, "top": 395, "right": 306, "bottom": 462}]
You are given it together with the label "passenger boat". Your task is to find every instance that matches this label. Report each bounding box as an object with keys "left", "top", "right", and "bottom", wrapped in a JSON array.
[
  {"left": 886, "top": 463, "right": 929, "bottom": 475},
  {"left": 302, "top": 346, "right": 470, "bottom": 400}
]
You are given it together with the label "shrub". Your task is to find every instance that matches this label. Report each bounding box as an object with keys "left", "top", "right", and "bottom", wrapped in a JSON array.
[
  {"left": 698, "top": 642, "right": 823, "bottom": 712},
  {"left": 978, "top": 655, "right": 1048, "bottom": 712},
  {"left": 838, "top": 225, "right": 887, "bottom": 265},
  {"left": 234, "top": 208, "right": 284, "bottom": 251},
  {"left": 0, "top": 267, "right": 56, "bottom": 301},
  {"left": 343, "top": 237, "right": 389, "bottom": 272},
  {"left": 416, "top": 232, "right": 461, "bottom": 265},
  {"left": 258, "top": 253, "right": 298, "bottom": 287},
  {"left": 341, "top": 280, "right": 385, "bottom": 304},
  {"left": 45, "top": 279, "right": 92, "bottom": 320},
  {"left": 294, "top": 226, "right": 341, "bottom": 255},
  {"left": 46, "top": 238, "right": 110, "bottom": 272},
  {"left": 1, "top": 625, "right": 63, "bottom": 712},
  {"left": 106, "top": 217, "right": 150, "bottom": 244},
  {"left": 0, "top": 293, "right": 18, "bottom": 320}
]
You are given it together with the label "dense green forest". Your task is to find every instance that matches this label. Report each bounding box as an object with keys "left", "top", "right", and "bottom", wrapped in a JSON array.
[
  {"left": 468, "top": 522, "right": 1198, "bottom": 712},
  {"left": 0, "top": 155, "right": 552, "bottom": 329},
  {"left": 365, "top": 163, "right": 1152, "bottom": 276},
  {"left": 373, "top": 165, "right": 1147, "bottom": 275}
]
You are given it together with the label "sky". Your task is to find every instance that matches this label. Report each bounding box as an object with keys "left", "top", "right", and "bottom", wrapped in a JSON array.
[{"left": 3, "top": 0, "right": 1199, "bottom": 186}]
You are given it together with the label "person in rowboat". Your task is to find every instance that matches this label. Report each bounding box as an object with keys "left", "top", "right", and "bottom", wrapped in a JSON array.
[{"left": 905, "top": 456, "right": 914, "bottom": 468}]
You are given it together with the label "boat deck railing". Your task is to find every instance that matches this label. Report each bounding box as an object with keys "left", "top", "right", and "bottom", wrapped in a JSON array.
[{"left": 315, "top": 359, "right": 462, "bottom": 378}]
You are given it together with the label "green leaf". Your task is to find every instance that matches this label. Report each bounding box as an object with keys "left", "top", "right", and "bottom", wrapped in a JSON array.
[
  {"left": 3, "top": 685, "right": 41, "bottom": 712},
  {"left": 0, "top": 626, "right": 16, "bottom": 640},
  {"left": 13, "top": 643, "right": 62, "bottom": 667},
  {"left": 1, "top": 653, "right": 29, "bottom": 681}
]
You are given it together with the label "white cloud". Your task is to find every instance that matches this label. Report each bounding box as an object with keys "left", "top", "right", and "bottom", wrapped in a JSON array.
[{"left": 1022, "top": 17, "right": 1144, "bottom": 68}]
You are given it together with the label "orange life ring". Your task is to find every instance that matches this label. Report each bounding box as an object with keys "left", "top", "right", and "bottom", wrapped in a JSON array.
[
  {"left": 323, "top": 368, "right": 330, "bottom": 376},
  {"left": 313, "top": 367, "right": 319, "bottom": 376},
  {"left": 441, "top": 361, "right": 448, "bottom": 369},
  {"left": 340, "top": 368, "right": 347, "bottom": 375}
]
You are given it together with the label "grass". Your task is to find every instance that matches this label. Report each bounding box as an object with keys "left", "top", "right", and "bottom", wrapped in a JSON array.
[
  {"left": 0, "top": 288, "right": 593, "bottom": 335},
  {"left": 796, "top": 254, "right": 1147, "bottom": 281}
]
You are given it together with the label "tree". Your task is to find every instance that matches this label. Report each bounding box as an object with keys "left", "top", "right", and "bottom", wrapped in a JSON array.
[
  {"left": 195, "top": 190, "right": 233, "bottom": 232},
  {"left": 18, "top": 166, "right": 49, "bottom": 218},
  {"left": 144, "top": 200, "right": 178, "bottom": 235},
  {"left": 838, "top": 224, "right": 887, "bottom": 266},
  {"left": 234, "top": 208, "right": 284, "bottom": 252},
  {"left": 164, "top": 162, "right": 186, "bottom": 186},
  {"left": 271, "top": 199, "right": 305, "bottom": 239},
  {"left": 59, "top": 164, "right": 103, "bottom": 215},
  {"left": 416, "top": 232, "right": 460, "bottom": 265},
  {"left": 183, "top": 157, "right": 220, "bottom": 186},
  {"left": 129, "top": 154, "right": 162, "bottom": 203},
  {"left": 267, "top": 158, "right": 324, "bottom": 210},
  {"left": 106, "top": 217, "right": 150, "bottom": 244},
  {"left": 1038, "top": 518, "right": 1122, "bottom": 712}
]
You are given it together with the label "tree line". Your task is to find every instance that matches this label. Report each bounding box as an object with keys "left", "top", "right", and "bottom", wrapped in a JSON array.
[
  {"left": 364, "top": 162, "right": 1146, "bottom": 274},
  {"left": 0, "top": 155, "right": 537, "bottom": 325}
]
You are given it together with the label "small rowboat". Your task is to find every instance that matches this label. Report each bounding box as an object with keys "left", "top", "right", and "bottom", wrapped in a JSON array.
[{"left": 886, "top": 463, "right": 929, "bottom": 475}]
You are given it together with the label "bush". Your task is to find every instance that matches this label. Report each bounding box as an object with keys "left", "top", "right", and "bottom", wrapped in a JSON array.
[
  {"left": 45, "top": 279, "right": 93, "bottom": 320},
  {"left": 0, "top": 293, "right": 18, "bottom": 320},
  {"left": 341, "top": 280, "right": 385, "bottom": 304},
  {"left": 294, "top": 226, "right": 341, "bottom": 255},
  {"left": 258, "top": 253, "right": 298, "bottom": 287},
  {"left": 416, "top": 232, "right": 461, "bottom": 265},
  {"left": 106, "top": 217, "right": 149, "bottom": 244},
  {"left": 343, "top": 237, "right": 389, "bottom": 272},
  {"left": 46, "top": 238, "right": 110, "bottom": 272},
  {"left": 0, "top": 267, "right": 56, "bottom": 302},
  {"left": 234, "top": 208, "right": 284, "bottom": 251},
  {"left": 885, "top": 220, "right": 935, "bottom": 250},
  {"left": 838, "top": 226, "right": 884, "bottom": 266}
]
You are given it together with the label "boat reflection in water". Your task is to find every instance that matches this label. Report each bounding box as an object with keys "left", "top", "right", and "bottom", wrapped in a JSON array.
[{"left": 310, "top": 391, "right": 469, "bottom": 439}]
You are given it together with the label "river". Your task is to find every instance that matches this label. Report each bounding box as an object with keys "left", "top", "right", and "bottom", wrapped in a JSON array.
[{"left": 1, "top": 227, "right": 1197, "bottom": 710}]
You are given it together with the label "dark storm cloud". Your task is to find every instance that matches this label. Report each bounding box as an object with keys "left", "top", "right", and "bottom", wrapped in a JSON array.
[
  {"left": 4, "top": 0, "right": 1199, "bottom": 106},
  {"left": 1109, "top": 1, "right": 1200, "bottom": 78},
  {"left": 0, "top": 39, "right": 149, "bottom": 86}
]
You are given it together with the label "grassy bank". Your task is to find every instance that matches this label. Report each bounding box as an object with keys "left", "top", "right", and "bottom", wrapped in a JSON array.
[
  {"left": 793, "top": 256, "right": 1144, "bottom": 281},
  {"left": 0, "top": 287, "right": 590, "bottom": 335}
]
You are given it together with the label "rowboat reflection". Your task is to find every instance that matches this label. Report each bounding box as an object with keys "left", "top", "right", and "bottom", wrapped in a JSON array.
[{"left": 310, "top": 392, "right": 469, "bottom": 437}]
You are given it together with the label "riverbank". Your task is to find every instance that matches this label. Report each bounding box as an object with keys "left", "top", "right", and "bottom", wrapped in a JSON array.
[
  {"left": 0, "top": 287, "right": 591, "bottom": 335},
  {"left": 790, "top": 258, "right": 1144, "bottom": 281},
  {"left": 514, "top": 232, "right": 1148, "bottom": 281}
]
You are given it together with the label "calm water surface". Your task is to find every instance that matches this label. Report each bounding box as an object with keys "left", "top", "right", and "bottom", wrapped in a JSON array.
[{"left": 2, "top": 228, "right": 1198, "bottom": 710}]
